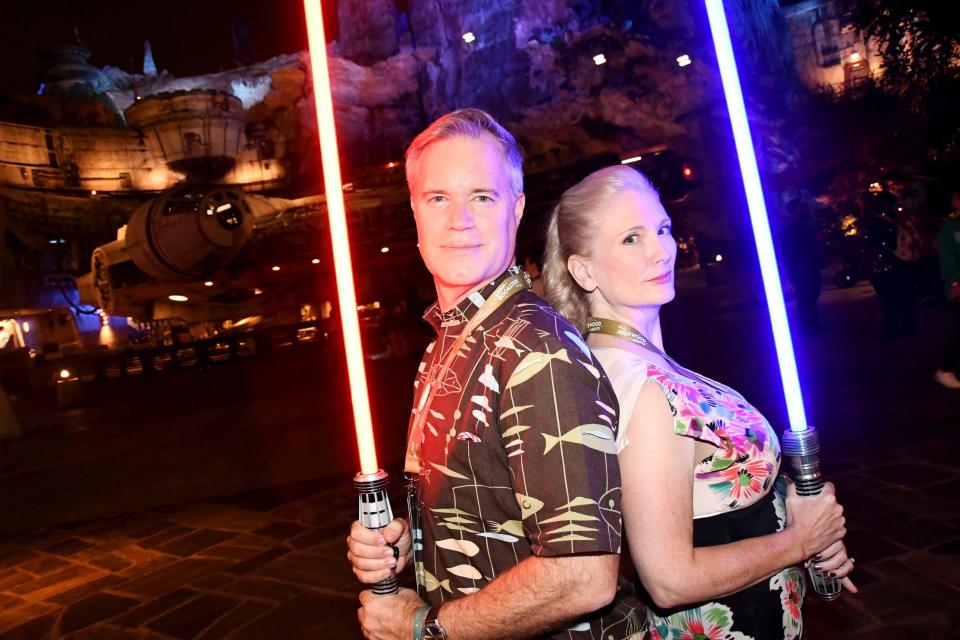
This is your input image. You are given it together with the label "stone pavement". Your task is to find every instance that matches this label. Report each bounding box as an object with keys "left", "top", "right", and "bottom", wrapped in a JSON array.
[
  {"left": 1, "top": 433, "right": 958, "bottom": 639},
  {"left": 0, "top": 479, "right": 395, "bottom": 639}
]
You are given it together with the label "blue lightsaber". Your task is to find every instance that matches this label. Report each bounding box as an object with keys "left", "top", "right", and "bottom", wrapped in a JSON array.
[{"left": 704, "top": 0, "right": 841, "bottom": 600}]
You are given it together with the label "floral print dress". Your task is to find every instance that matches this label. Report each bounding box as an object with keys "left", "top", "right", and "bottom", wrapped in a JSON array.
[{"left": 593, "top": 347, "right": 805, "bottom": 640}]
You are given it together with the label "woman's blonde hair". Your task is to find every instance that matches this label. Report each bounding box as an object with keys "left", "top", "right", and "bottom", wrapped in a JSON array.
[{"left": 543, "top": 165, "right": 658, "bottom": 333}]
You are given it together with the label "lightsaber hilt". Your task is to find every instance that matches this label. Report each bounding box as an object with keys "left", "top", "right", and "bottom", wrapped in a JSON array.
[
  {"left": 781, "top": 426, "right": 842, "bottom": 601},
  {"left": 354, "top": 469, "right": 400, "bottom": 595}
]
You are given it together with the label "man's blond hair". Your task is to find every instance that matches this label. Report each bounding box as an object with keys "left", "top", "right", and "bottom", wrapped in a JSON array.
[{"left": 404, "top": 108, "right": 524, "bottom": 196}]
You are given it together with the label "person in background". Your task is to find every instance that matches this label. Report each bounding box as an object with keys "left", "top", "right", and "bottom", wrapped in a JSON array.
[
  {"left": 864, "top": 188, "right": 917, "bottom": 339},
  {"left": 935, "top": 186, "right": 960, "bottom": 389},
  {"left": 0, "top": 381, "right": 21, "bottom": 469},
  {"left": 523, "top": 254, "right": 545, "bottom": 297},
  {"left": 781, "top": 199, "right": 825, "bottom": 334}
]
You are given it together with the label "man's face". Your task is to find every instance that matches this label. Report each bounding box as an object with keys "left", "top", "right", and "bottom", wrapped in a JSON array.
[{"left": 410, "top": 134, "right": 524, "bottom": 304}]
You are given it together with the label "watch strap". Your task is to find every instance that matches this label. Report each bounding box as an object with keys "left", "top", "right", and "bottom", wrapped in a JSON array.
[{"left": 423, "top": 604, "right": 449, "bottom": 639}]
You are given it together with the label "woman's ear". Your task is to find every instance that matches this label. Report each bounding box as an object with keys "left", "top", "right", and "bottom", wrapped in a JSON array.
[{"left": 567, "top": 254, "right": 597, "bottom": 292}]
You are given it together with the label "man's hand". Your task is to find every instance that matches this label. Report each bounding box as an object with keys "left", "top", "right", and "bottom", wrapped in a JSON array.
[
  {"left": 347, "top": 518, "right": 412, "bottom": 584},
  {"left": 358, "top": 587, "right": 425, "bottom": 640}
]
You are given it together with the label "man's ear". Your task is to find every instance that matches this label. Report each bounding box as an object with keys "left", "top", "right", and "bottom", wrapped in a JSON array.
[
  {"left": 513, "top": 193, "right": 525, "bottom": 225},
  {"left": 567, "top": 254, "right": 596, "bottom": 292}
]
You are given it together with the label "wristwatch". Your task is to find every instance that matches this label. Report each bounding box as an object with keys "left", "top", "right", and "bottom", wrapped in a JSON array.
[{"left": 422, "top": 605, "right": 449, "bottom": 639}]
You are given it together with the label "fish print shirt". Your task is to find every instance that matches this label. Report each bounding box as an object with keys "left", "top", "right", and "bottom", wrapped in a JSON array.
[{"left": 408, "top": 267, "right": 642, "bottom": 639}]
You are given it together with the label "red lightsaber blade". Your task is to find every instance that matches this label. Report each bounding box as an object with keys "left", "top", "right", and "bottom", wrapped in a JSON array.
[{"left": 303, "top": 0, "right": 398, "bottom": 596}]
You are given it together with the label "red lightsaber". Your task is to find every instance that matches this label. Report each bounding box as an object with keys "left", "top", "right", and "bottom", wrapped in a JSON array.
[{"left": 304, "top": 0, "right": 398, "bottom": 595}]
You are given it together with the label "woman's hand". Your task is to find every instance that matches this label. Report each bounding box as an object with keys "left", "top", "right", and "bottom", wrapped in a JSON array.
[
  {"left": 785, "top": 482, "right": 846, "bottom": 561},
  {"left": 810, "top": 540, "right": 858, "bottom": 593},
  {"left": 347, "top": 518, "right": 412, "bottom": 584}
]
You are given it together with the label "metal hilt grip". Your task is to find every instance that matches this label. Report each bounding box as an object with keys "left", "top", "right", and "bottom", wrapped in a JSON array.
[
  {"left": 781, "top": 427, "right": 842, "bottom": 601},
  {"left": 354, "top": 470, "right": 400, "bottom": 596}
]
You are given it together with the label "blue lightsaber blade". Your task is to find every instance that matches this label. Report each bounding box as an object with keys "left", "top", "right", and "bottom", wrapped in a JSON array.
[
  {"left": 703, "top": 0, "right": 806, "bottom": 431},
  {"left": 704, "top": 0, "right": 842, "bottom": 600}
]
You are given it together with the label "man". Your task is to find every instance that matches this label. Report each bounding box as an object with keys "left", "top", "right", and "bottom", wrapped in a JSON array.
[
  {"left": 347, "top": 109, "right": 639, "bottom": 639},
  {"left": 864, "top": 187, "right": 917, "bottom": 339},
  {"left": 0, "top": 380, "right": 20, "bottom": 468},
  {"left": 522, "top": 255, "right": 545, "bottom": 298},
  {"left": 781, "top": 199, "right": 824, "bottom": 334},
  {"left": 935, "top": 186, "right": 960, "bottom": 389}
]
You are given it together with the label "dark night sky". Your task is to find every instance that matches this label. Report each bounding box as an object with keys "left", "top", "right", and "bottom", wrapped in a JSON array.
[{"left": 0, "top": 0, "right": 341, "bottom": 95}]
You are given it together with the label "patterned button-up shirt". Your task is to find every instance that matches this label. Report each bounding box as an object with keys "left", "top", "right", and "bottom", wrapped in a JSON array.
[{"left": 408, "top": 267, "right": 641, "bottom": 639}]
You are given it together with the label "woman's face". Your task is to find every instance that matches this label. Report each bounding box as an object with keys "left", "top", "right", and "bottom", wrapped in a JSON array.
[{"left": 574, "top": 189, "right": 677, "bottom": 311}]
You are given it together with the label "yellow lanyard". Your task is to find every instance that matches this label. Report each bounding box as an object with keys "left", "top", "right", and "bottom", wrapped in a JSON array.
[
  {"left": 404, "top": 274, "right": 529, "bottom": 473},
  {"left": 585, "top": 317, "right": 727, "bottom": 394}
]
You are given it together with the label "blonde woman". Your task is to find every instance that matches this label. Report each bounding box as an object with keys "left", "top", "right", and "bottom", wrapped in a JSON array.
[{"left": 543, "top": 166, "right": 855, "bottom": 639}]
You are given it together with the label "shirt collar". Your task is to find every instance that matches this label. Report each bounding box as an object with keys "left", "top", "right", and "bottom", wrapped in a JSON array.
[{"left": 423, "top": 265, "right": 528, "bottom": 333}]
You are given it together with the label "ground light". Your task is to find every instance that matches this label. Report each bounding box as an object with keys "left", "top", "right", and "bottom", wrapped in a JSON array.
[
  {"left": 704, "top": 0, "right": 841, "bottom": 600},
  {"left": 304, "top": 0, "right": 398, "bottom": 596}
]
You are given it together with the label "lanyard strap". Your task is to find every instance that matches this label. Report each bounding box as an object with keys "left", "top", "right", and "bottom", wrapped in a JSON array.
[
  {"left": 585, "top": 317, "right": 727, "bottom": 394},
  {"left": 404, "top": 273, "right": 529, "bottom": 474}
]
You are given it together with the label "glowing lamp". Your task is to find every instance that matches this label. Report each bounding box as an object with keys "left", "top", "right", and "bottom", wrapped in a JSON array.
[
  {"left": 705, "top": 0, "right": 841, "bottom": 600},
  {"left": 90, "top": 190, "right": 97, "bottom": 196},
  {"left": 621, "top": 156, "right": 643, "bottom": 165},
  {"left": 304, "top": 0, "right": 398, "bottom": 596},
  {"left": 168, "top": 294, "right": 188, "bottom": 302},
  {"left": 59, "top": 369, "right": 71, "bottom": 379},
  {"left": 271, "top": 265, "right": 281, "bottom": 272},
  {"left": 683, "top": 165, "right": 694, "bottom": 178},
  {"left": 311, "top": 258, "right": 320, "bottom": 264},
  {"left": 462, "top": 31, "right": 476, "bottom": 44},
  {"left": 22, "top": 321, "right": 30, "bottom": 334},
  {"left": 715, "top": 254, "right": 723, "bottom": 262},
  {"left": 849, "top": 51, "right": 861, "bottom": 63},
  {"left": 593, "top": 53, "right": 607, "bottom": 66},
  {"left": 204, "top": 281, "right": 214, "bottom": 287},
  {"left": 677, "top": 54, "right": 692, "bottom": 67},
  {"left": 380, "top": 247, "right": 390, "bottom": 254}
]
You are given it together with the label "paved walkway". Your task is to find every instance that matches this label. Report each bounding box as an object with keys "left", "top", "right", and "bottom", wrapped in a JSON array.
[
  {"left": 0, "top": 480, "right": 384, "bottom": 639},
  {"left": 1, "top": 281, "right": 958, "bottom": 638}
]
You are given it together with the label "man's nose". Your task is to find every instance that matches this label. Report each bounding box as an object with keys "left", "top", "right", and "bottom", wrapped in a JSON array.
[{"left": 448, "top": 202, "right": 476, "bottom": 231}]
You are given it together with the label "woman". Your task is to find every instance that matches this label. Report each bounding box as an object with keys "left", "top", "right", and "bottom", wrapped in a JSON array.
[{"left": 543, "top": 166, "right": 855, "bottom": 640}]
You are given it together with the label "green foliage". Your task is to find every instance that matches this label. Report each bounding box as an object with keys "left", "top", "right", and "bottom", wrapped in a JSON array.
[
  {"left": 850, "top": 0, "right": 959, "bottom": 88},
  {"left": 826, "top": 1, "right": 960, "bottom": 166}
]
